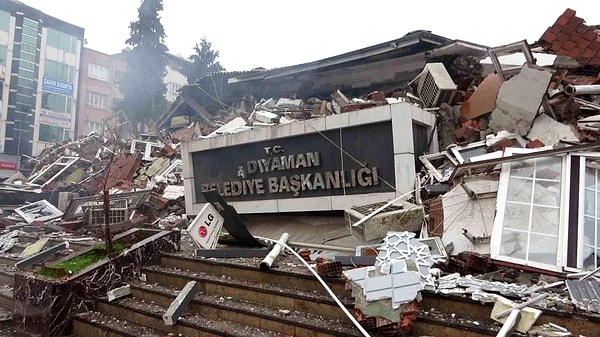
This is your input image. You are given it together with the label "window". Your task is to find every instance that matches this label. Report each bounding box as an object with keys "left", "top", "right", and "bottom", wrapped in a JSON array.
[
  {"left": 46, "top": 28, "right": 77, "bottom": 53},
  {"left": 169, "top": 82, "right": 182, "bottom": 93},
  {"left": 84, "top": 121, "right": 103, "bottom": 134},
  {"left": 86, "top": 91, "right": 108, "bottom": 110},
  {"left": 39, "top": 124, "right": 68, "bottom": 143},
  {"left": 114, "top": 71, "right": 124, "bottom": 88},
  {"left": 580, "top": 156, "right": 600, "bottom": 271},
  {"left": 44, "top": 60, "right": 74, "bottom": 83},
  {"left": 493, "top": 154, "right": 565, "bottom": 271},
  {"left": 22, "top": 25, "right": 38, "bottom": 38},
  {"left": 0, "top": 45, "right": 6, "bottom": 66},
  {"left": 492, "top": 149, "right": 600, "bottom": 273},
  {"left": 88, "top": 63, "right": 110, "bottom": 82},
  {"left": 0, "top": 10, "right": 10, "bottom": 32},
  {"left": 42, "top": 92, "right": 72, "bottom": 114}
]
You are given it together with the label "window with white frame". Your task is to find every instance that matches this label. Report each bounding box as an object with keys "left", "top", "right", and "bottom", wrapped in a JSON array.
[
  {"left": 88, "top": 63, "right": 110, "bottom": 82},
  {"left": 168, "top": 82, "right": 182, "bottom": 94},
  {"left": 84, "top": 121, "right": 103, "bottom": 135},
  {"left": 579, "top": 156, "right": 600, "bottom": 271},
  {"left": 492, "top": 151, "right": 567, "bottom": 271},
  {"left": 86, "top": 91, "right": 108, "bottom": 109}
]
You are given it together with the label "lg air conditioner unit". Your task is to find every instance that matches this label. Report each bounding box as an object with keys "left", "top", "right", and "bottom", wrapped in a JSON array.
[{"left": 414, "top": 63, "right": 457, "bottom": 108}]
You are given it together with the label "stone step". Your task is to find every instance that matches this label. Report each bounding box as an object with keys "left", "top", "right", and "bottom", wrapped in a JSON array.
[
  {"left": 129, "top": 280, "right": 363, "bottom": 337},
  {"left": 0, "top": 268, "right": 14, "bottom": 287},
  {"left": 419, "top": 290, "right": 600, "bottom": 336},
  {"left": 414, "top": 310, "right": 523, "bottom": 337},
  {"left": 141, "top": 264, "right": 353, "bottom": 321},
  {"left": 0, "top": 288, "right": 12, "bottom": 310},
  {"left": 160, "top": 253, "right": 348, "bottom": 297},
  {"left": 95, "top": 296, "right": 286, "bottom": 337},
  {"left": 72, "top": 311, "right": 165, "bottom": 337}
]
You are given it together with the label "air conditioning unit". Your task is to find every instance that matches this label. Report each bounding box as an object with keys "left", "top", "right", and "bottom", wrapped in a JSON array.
[{"left": 414, "top": 63, "right": 457, "bottom": 108}]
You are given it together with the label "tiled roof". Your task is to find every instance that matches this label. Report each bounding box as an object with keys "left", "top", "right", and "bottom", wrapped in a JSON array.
[{"left": 539, "top": 8, "right": 600, "bottom": 66}]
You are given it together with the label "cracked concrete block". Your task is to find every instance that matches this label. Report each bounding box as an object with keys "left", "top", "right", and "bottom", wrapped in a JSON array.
[
  {"left": 346, "top": 200, "right": 424, "bottom": 241},
  {"left": 19, "top": 237, "right": 49, "bottom": 258},
  {"left": 491, "top": 296, "right": 541, "bottom": 333},
  {"left": 527, "top": 113, "right": 580, "bottom": 146},
  {"left": 488, "top": 64, "right": 552, "bottom": 136},
  {"left": 163, "top": 280, "right": 198, "bottom": 325},
  {"left": 107, "top": 285, "right": 131, "bottom": 302}
]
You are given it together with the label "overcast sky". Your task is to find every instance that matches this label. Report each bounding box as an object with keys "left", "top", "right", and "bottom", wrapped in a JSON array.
[{"left": 20, "top": 0, "right": 600, "bottom": 71}]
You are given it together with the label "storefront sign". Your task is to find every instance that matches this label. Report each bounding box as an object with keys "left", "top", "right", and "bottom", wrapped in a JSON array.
[
  {"left": 186, "top": 203, "right": 224, "bottom": 249},
  {"left": 42, "top": 77, "right": 74, "bottom": 96},
  {"left": 40, "top": 109, "right": 71, "bottom": 128},
  {"left": 0, "top": 161, "right": 16, "bottom": 170},
  {"left": 192, "top": 122, "right": 395, "bottom": 202}
]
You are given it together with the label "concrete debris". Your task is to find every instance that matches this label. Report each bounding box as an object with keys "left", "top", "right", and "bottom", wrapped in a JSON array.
[
  {"left": 345, "top": 200, "right": 424, "bottom": 241},
  {"left": 19, "top": 237, "right": 49, "bottom": 258},
  {"left": 527, "top": 114, "right": 580, "bottom": 146},
  {"left": 107, "top": 284, "right": 132, "bottom": 302},
  {"left": 2, "top": 7, "right": 600, "bottom": 337},
  {"left": 528, "top": 323, "right": 572, "bottom": 336},
  {"left": 163, "top": 280, "right": 198, "bottom": 325},
  {"left": 491, "top": 296, "right": 542, "bottom": 333},
  {"left": 488, "top": 64, "right": 553, "bottom": 136}
]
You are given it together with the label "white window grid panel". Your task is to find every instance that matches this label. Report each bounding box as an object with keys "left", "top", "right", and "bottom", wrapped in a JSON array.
[
  {"left": 491, "top": 148, "right": 570, "bottom": 272},
  {"left": 578, "top": 154, "right": 600, "bottom": 270}
]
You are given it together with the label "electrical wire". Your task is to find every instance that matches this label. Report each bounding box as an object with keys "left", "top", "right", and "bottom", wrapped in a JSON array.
[{"left": 256, "top": 236, "right": 372, "bottom": 337}]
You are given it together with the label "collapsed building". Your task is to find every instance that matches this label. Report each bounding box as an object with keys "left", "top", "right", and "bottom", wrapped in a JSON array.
[{"left": 0, "top": 7, "right": 598, "bottom": 337}]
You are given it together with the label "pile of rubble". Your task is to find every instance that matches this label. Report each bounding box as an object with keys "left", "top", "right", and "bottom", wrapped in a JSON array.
[{"left": 0, "top": 127, "right": 188, "bottom": 243}]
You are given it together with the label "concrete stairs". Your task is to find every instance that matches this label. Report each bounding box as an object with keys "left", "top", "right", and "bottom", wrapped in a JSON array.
[
  {"left": 72, "top": 252, "right": 365, "bottom": 337},
  {"left": 69, "top": 250, "right": 600, "bottom": 337}
]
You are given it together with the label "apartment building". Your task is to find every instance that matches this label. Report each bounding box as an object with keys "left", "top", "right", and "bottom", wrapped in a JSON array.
[
  {"left": 0, "top": 0, "right": 83, "bottom": 174},
  {"left": 78, "top": 51, "right": 188, "bottom": 137},
  {"left": 77, "top": 48, "right": 126, "bottom": 136}
]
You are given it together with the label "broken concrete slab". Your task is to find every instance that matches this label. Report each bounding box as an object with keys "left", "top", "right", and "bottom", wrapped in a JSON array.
[
  {"left": 163, "top": 280, "right": 198, "bottom": 325},
  {"left": 491, "top": 295, "right": 542, "bottom": 333},
  {"left": 488, "top": 64, "right": 553, "bottom": 136},
  {"left": 346, "top": 200, "right": 424, "bottom": 241},
  {"left": 15, "top": 241, "right": 69, "bottom": 270},
  {"left": 460, "top": 73, "right": 501, "bottom": 122},
  {"left": 527, "top": 114, "right": 580, "bottom": 146},
  {"left": 107, "top": 284, "right": 132, "bottom": 302},
  {"left": 162, "top": 185, "right": 185, "bottom": 200},
  {"left": 19, "top": 237, "right": 49, "bottom": 258},
  {"left": 441, "top": 177, "right": 497, "bottom": 255}
]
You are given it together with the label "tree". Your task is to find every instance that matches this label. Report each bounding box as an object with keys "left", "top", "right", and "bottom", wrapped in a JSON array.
[
  {"left": 186, "top": 37, "right": 225, "bottom": 83},
  {"left": 121, "top": 0, "right": 168, "bottom": 131}
]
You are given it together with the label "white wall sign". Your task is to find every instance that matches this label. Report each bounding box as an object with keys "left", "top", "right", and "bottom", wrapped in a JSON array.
[{"left": 186, "top": 203, "right": 224, "bottom": 249}]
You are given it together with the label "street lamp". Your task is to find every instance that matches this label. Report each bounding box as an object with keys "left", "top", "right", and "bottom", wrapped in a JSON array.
[{"left": 16, "top": 113, "right": 33, "bottom": 171}]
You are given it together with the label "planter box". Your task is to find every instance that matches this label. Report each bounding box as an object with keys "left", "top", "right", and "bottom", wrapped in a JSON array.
[{"left": 12, "top": 228, "right": 180, "bottom": 337}]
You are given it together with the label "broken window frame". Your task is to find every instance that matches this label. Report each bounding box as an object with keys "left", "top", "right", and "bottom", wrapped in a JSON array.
[
  {"left": 62, "top": 191, "right": 151, "bottom": 221},
  {"left": 27, "top": 156, "right": 80, "bottom": 188},
  {"left": 15, "top": 200, "right": 64, "bottom": 224},
  {"left": 450, "top": 140, "right": 488, "bottom": 164},
  {"left": 491, "top": 148, "right": 570, "bottom": 272},
  {"left": 85, "top": 199, "right": 129, "bottom": 225},
  {"left": 576, "top": 154, "right": 600, "bottom": 271},
  {"left": 156, "top": 159, "right": 182, "bottom": 183},
  {"left": 488, "top": 40, "right": 535, "bottom": 82},
  {"left": 130, "top": 139, "right": 163, "bottom": 161},
  {"left": 419, "top": 151, "right": 458, "bottom": 182}
]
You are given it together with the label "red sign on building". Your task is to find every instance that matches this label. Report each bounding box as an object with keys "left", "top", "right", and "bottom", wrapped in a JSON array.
[{"left": 0, "top": 161, "right": 17, "bottom": 170}]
